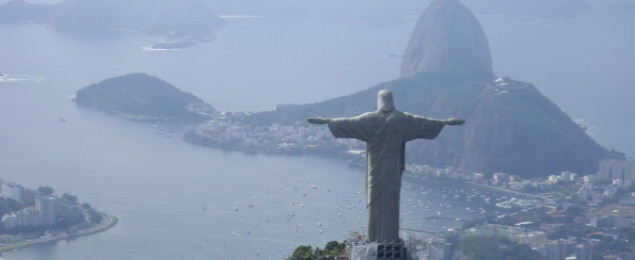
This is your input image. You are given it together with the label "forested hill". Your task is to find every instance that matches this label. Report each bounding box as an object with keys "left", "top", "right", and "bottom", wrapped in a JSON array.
[
  {"left": 76, "top": 73, "right": 215, "bottom": 123},
  {"left": 240, "top": 0, "right": 620, "bottom": 178},
  {"left": 244, "top": 67, "right": 482, "bottom": 126},
  {"left": 243, "top": 67, "right": 619, "bottom": 178}
]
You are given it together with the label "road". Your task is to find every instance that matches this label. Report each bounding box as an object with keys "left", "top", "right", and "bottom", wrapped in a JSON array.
[{"left": 0, "top": 213, "right": 118, "bottom": 253}]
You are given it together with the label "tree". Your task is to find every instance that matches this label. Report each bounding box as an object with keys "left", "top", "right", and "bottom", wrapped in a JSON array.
[
  {"left": 37, "top": 186, "right": 55, "bottom": 196},
  {"left": 288, "top": 245, "right": 315, "bottom": 260},
  {"left": 88, "top": 208, "right": 103, "bottom": 223},
  {"left": 54, "top": 203, "right": 85, "bottom": 228},
  {"left": 22, "top": 189, "right": 36, "bottom": 206},
  {"left": 81, "top": 202, "right": 91, "bottom": 209},
  {"left": 323, "top": 241, "right": 344, "bottom": 257},
  {"left": 0, "top": 198, "right": 22, "bottom": 217},
  {"left": 61, "top": 193, "right": 78, "bottom": 204}
]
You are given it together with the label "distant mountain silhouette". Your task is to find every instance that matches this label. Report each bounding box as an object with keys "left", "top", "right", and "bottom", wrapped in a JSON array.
[
  {"left": 0, "top": 0, "right": 53, "bottom": 23},
  {"left": 243, "top": 0, "right": 620, "bottom": 177},
  {"left": 0, "top": 0, "right": 226, "bottom": 47},
  {"left": 76, "top": 73, "right": 215, "bottom": 123}
]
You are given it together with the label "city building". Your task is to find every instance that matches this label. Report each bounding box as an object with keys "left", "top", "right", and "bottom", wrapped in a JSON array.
[
  {"left": 575, "top": 241, "right": 594, "bottom": 260},
  {"left": 36, "top": 196, "right": 56, "bottom": 226},
  {"left": 542, "top": 239, "right": 575, "bottom": 260},
  {"left": 426, "top": 241, "right": 452, "bottom": 260},
  {"left": 0, "top": 195, "right": 58, "bottom": 231},
  {"left": 0, "top": 181, "right": 24, "bottom": 203},
  {"left": 590, "top": 204, "right": 635, "bottom": 228},
  {"left": 598, "top": 159, "right": 635, "bottom": 181}
]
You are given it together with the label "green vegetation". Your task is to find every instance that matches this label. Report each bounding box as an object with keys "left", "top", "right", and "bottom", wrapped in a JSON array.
[
  {"left": 87, "top": 208, "right": 103, "bottom": 223},
  {"left": 0, "top": 198, "right": 22, "bottom": 217},
  {"left": 53, "top": 202, "right": 85, "bottom": 230},
  {"left": 76, "top": 73, "right": 214, "bottom": 123},
  {"left": 239, "top": 67, "right": 616, "bottom": 178},
  {"left": 456, "top": 236, "right": 547, "bottom": 260},
  {"left": 592, "top": 228, "right": 635, "bottom": 259},
  {"left": 37, "top": 186, "right": 54, "bottom": 196},
  {"left": 287, "top": 241, "right": 346, "bottom": 260},
  {"left": 289, "top": 245, "right": 314, "bottom": 260},
  {"left": 244, "top": 68, "right": 483, "bottom": 127},
  {"left": 61, "top": 193, "right": 78, "bottom": 205}
]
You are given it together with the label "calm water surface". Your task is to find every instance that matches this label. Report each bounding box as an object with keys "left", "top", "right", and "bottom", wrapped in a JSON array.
[
  {"left": 0, "top": 8, "right": 633, "bottom": 259},
  {"left": 0, "top": 17, "right": 476, "bottom": 260}
]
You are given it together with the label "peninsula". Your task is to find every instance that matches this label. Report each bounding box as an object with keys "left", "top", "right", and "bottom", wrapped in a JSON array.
[{"left": 0, "top": 182, "right": 117, "bottom": 253}]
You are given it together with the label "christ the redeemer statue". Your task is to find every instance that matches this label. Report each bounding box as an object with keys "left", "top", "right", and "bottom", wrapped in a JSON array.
[{"left": 308, "top": 89, "right": 464, "bottom": 243}]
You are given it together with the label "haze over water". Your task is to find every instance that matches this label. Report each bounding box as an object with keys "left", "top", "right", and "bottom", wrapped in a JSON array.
[
  {"left": 0, "top": 4, "right": 633, "bottom": 259},
  {"left": 0, "top": 17, "right": 474, "bottom": 260}
]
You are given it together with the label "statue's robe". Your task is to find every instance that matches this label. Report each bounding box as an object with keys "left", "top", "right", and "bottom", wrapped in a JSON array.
[{"left": 327, "top": 110, "right": 445, "bottom": 242}]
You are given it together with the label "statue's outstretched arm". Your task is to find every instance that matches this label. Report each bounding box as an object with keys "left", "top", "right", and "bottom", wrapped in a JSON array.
[
  {"left": 308, "top": 117, "right": 330, "bottom": 124},
  {"left": 444, "top": 118, "right": 465, "bottom": 125}
]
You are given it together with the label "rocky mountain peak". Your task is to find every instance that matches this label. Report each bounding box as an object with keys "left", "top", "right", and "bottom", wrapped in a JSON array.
[{"left": 400, "top": 0, "right": 493, "bottom": 80}]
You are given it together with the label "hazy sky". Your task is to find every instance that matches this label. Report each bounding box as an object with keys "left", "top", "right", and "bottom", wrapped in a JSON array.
[{"left": 0, "top": 0, "right": 63, "bottom": 4}]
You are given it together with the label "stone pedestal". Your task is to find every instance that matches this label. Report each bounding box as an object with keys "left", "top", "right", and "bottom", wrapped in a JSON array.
[{"left": 350, "top": 242, "right": 407, "bottom": 260}]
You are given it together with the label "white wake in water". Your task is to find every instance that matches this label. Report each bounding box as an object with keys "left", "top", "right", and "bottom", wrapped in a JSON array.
[{"left": 0, "top": 73, "right": 44, "bottom": 83}]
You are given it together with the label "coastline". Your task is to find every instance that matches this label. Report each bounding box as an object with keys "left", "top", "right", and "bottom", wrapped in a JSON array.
[
  {"left": 405, "top": 172, "right": 543, "bottom": 200},
  {"left": 0, "top": 213, "right": 118, "bottom": 253}
]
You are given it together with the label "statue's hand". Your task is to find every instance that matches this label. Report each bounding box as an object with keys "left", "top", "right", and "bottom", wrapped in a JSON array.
[
  {"left": 445, "top": 118, "right": 465, "bottom": 125},
  {"left": 308, "top": 117, "right": 330, "bottom": 124}
]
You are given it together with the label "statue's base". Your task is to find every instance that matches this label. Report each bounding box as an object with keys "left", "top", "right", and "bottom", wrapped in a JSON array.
[{"left": 350, "top": 242, "right": 407, "bottom": 260}]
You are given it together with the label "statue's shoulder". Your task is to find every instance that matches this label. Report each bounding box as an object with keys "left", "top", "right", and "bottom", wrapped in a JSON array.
[
  {"left": 389, "top": 110, "right": 412, "bottom": 119},
  {"left": 356, "top": 111, "right": 381, "bottom": 119},
  {"left": 397, "top": 111, "right": 438, "bottom": 123}
]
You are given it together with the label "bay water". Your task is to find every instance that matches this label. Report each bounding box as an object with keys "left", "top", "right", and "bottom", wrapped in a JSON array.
[
  {"left": 0, "top": 17, "right": 477, "bottom": 260},
  {"left": 0, "top": 8, "right": 633, "bottom": 259}
]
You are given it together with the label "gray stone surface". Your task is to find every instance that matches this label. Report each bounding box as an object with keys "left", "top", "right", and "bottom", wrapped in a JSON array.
[
  {"left": 308, "top": 90, "right": 463, "bottom": 242},
  {"left": 351, "top": 243, "right": 379, "bottom": 260},
  {"left": 350, "top": 242, "right": 408, "bottom": 260}
]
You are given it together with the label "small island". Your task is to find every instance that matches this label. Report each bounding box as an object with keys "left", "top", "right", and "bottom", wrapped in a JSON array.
[
  {"left": 75, "top": 73, "right": 216, "bottom": 123},
  {"left": 0, "top": 181, "right": 117, "bottom": 252}
]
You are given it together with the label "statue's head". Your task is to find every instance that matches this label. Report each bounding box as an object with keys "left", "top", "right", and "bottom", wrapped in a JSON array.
[{"left": 377, "top": 89, "right": 395, "bottom": 112}]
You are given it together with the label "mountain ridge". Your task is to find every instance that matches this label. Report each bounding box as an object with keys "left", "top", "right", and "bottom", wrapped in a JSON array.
[{"left": 235, "top": 0, "right": 619, "bottom": 177}]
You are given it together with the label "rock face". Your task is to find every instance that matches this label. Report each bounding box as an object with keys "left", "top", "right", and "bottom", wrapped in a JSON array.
[
  {"left": 400, "top": 0, "right": 493, "bottom": 80},
  {"left": 76, "top": 73, "right": 215, "bottom": 123},
  {"left": 242, "top": 0, "right": 619, "bottom": 178},
  {"left": 406, "top": 75, "right": 612, "bottom": 177}
]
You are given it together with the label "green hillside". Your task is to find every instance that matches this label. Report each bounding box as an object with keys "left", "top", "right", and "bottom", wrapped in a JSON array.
[
  {"left": 76, "top": 73, "right": 215, "bottom": 123},
  {"left": 243, "top": 68, "right": 618, "bottom": 177}
]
